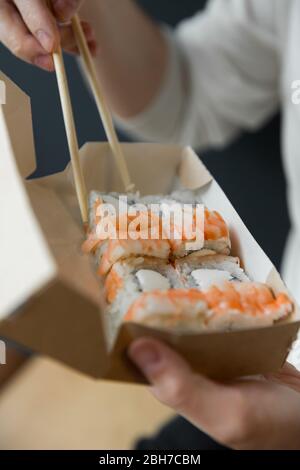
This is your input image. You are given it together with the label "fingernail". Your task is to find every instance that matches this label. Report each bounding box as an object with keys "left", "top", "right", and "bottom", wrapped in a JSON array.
[
  {"left": 128, "top": 342, "right": 161, "bottom": 377},
  {"left": 34, "top": 55, "right": 54, "bottom": 71},
  {"left": 36, "top": 30, "right": 54, "bottom": 53}
]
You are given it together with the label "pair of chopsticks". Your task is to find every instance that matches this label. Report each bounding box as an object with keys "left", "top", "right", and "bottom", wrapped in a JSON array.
[{"left": 51, "top": 13, "right": 134, "bottom": 224}]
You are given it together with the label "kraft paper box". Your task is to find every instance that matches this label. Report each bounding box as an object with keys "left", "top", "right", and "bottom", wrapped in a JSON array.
[{"left": 0, "top": 72, "right": 299, "bottom": 383}]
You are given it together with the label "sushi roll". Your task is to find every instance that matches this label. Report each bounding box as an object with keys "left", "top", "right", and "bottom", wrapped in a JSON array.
[
  {"left": 96, "top": 239, "right": 171, "bottom": 276},
  {"left": 175, "top": 253, "right": 250, "bottom": 290},
  {"left": 105, "top": 256, "right": 183, "bottom": 303},
  {"left": 124, "top": 283, "right": 293, "bottom": 332},
  {"left": 83, "top": 191, "right": 139, "bottom": 253},
  {"left": 82, "top": 190, "right": 231, "bottom": 269},
  {"left": 142, "top": 191, "right": 231, "bottom": 257},
  {"left": 88, "top": 190, "right": 139, "bottom": 232},
  {"left": 105, "top": 257, "right": 183, "bottom": 327},
  {"left": 82, "top": 189, "right": 293, "bottom": 336},
  {"left": 167, "top": 207, "right": 231, "bottom": 257},
  {"left": 83, "top": 191, "right": 170, "bottom": 274}
]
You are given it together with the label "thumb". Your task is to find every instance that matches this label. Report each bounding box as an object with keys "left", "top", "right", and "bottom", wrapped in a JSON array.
[
  {"left": 128, "top": 338, "right": 220, "bottom": 415},
  {"left": 128, "top": 338, "right": 254, "bottom": 449}
]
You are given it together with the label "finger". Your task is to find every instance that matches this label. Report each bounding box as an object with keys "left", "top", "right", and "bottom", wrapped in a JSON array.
[
  {"left": 13, "top": 0, "right": 59, "bottom": 53},
  {"left": 281, "top": 362, "right": 300, "bottom": 376},
  {"left": 73, "top": 39, "right": 97, "bottom": 56},
  {"left": 128, "top": 338, "right": 233, "bottom": 426},
  {"left": 65, "top": 40, "right": 97, "bottom": 57},
  {"left": 52, "top": 0, "right": 83, "bottom": 22},
  {"left": 128, "top": 338, "right": 252, "bottom": 447},
  {"left": 65, "top": 45, "right": 79, "bottom": 56},
  {"left": 266, "top": 362, "right": 300, "bottom": 381},
  {"left": 266, "top": 362, "right": 300, "bottom": 392},
  {"left": 0, "top": 2, "right": 54, "bottom": 71},
  {"left": 88, "top": 40, "right": 98, "bottom": 57},
  {"left": 59, "top": 20, "right": 96, "bottom": 51}
]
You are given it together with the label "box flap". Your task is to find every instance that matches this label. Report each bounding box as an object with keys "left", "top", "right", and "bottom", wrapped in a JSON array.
[
  {"left": 0, "top": 71, "right": 36, "bottom": 178},
  {"left": 0, "top": 90, "right": 56, "bottom": 320},
  {"left": 0, "top": 279, "right": 108, "bottom": 378}
]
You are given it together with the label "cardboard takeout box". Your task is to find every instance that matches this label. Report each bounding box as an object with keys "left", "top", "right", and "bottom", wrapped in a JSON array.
[{"left": 1, "top": 72, "right": 299, "bottom": 383}]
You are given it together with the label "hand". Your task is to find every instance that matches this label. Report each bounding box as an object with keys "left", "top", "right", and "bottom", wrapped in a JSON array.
[
  {"left": 0, "top": 0, "right": 97, "bottom": 71},
  {"left": 128, "top": 338, "right": 300, "bottom": 449}
]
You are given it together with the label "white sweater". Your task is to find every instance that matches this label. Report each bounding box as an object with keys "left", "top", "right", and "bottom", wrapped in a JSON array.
[{"left": 119, "top": 0, "right": 300, "bottom": 368}]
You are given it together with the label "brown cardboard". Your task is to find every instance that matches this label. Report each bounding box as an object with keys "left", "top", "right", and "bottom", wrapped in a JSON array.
[{"left": 1, "top": 72, "right": 299, "bottom": 383}]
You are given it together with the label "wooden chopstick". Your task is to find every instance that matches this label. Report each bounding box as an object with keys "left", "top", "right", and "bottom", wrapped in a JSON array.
[
  {"left": 52, "top": 45, "right": 88, "bottom": 224},
  {"left": 71, "top": 14, "right": 135, "bottom": 193}
]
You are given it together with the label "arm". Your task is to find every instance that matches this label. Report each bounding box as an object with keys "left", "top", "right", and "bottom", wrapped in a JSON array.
[
  {"left": 129, "top": 338, "right": 300, "bottom": 449},
  {"left": 0, "top": 0, "right": 280, "bottom": 148},
  {"left": 80, "top": 0, "right": 280, "bottom": 147},
  {"left": 80, "top": 0, "right": 168, "bottom": 119}
]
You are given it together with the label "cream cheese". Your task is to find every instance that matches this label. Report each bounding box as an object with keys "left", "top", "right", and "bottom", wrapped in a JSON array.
[
  {"left": 136, "top": 269, "right": 170, "bottom": 292},
  {"left": 191, "top": 269, "right": 232, "bottom": 290}
]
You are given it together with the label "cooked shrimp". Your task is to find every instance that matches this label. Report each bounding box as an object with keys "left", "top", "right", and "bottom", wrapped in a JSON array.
[
  {"left": 124, "top": 284, "right": 293, "bottom": 331},
  {"left": 97, "top": 239, "right": 171, "bottom": 276}
]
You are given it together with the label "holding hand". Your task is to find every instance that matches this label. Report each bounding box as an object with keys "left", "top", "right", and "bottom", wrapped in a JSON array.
[
  {"left": 129, "top": 338, "right": 300, "bottom": 449},
  {"left": 0, "top": 0, "right": 97, "bottom": 71}
]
